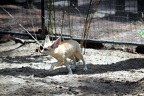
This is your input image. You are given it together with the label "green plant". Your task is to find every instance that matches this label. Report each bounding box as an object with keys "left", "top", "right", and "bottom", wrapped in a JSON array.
[{"left": 137, "top": 29, "right": 144, "bottom": 37}]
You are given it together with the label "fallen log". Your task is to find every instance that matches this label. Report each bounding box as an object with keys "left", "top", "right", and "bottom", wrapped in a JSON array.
[{"left": 13, "top": 37, "right": 37, "bottom": 44}]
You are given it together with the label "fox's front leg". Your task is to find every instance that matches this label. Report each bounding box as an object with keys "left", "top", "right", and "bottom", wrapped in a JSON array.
[
  {"left": 69, "top": 56, "right": 76, "bottom": 70},
  {"left": 49, "top": 59, "right": 73, "bottom": 75},
  {"left": 64, "top": 59, "right": 73, "bottom": 75},
  {"left": 49, "top": 61, "right": 63, "bottom": 72}
]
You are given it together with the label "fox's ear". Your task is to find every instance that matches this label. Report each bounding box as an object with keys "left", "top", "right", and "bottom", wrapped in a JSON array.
[
  {"left": 51, "top": 37, "right": 61, "bottom": 48},
  {"left": 44, "top": 35, "right": 51, "bottom": 43}
]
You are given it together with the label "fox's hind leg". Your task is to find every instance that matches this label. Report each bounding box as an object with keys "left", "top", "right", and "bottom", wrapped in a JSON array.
[{"left": 74, "top": 53, "right": 88, "bottom": 71}]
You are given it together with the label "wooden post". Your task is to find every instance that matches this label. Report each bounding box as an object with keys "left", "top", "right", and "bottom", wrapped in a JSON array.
[
  {"left": 41, "top": 0, "right": 45, "bottom": 39},
  {"left": 115, "top": 0, "right": 125, "bottom": 14}
]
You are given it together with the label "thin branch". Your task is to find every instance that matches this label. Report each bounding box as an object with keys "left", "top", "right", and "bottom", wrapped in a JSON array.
[{"left": 0, "top": 6, "right": 42, "bottom": 46}]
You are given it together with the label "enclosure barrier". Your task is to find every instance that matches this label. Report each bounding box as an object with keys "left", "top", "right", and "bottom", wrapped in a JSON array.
[{"left": 0, "top": 0, "right": 144, "bottom": 46}]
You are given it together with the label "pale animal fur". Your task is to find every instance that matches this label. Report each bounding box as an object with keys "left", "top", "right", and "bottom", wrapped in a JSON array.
[{"left": 39, "top": 35, "right": 87, "bottom": 74}]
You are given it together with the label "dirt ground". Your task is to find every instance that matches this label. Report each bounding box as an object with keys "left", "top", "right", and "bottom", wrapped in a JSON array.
[
  {"left": 0, "top": 40, "right": 144, "bottom": 96},
  {"left": 0, "top": 1, "right": 144, "bottom": 96}
]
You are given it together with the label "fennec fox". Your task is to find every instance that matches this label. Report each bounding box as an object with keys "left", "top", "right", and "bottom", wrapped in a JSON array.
[{"left": 38, "top": 35, "right": 87, "bottom": 75}]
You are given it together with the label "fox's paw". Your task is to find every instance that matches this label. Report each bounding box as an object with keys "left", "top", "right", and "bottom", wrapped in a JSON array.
[
  {"left": 68, "top": 72, "right": 73, "bottom": 75},
  {"left": 48, "top": 69, "right": 54, "bottom": 72},
  {"left": 83, "top": 66, "right": 88, "bottom": 71}
]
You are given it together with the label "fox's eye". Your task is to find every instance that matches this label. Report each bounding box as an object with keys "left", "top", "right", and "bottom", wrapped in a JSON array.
[
  {"left": 48, "top": 46, "right": 52, "bottom": 49},
  {"left": 44, "top": 48, "right": 49, "bottom": 51},
  {"left": 40, "top": 46, "right": 43, "bottom": 50}
]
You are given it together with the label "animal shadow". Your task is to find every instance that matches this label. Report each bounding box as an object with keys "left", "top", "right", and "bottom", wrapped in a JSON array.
[{"left": 0, "top": 56, "right": 144, "bottom": 77}]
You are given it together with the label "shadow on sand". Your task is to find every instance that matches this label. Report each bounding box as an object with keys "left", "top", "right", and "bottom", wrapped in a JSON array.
[
  {"left": 0, "top": 56, "right": 144, "bottom": 77},
  {"left": 0, "top": 56, "right": 144, "bottom": 95}
]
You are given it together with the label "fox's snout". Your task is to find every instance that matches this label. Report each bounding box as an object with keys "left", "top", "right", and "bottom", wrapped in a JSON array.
[
  {"left": 35, "top": 46, "right": 44, "bottom": 53},
  {"left": 36, "top": 46, "right": 43, "bottom": 53},
  {"left": 40, "top": 46, "right": 43, "bottom": 50}
]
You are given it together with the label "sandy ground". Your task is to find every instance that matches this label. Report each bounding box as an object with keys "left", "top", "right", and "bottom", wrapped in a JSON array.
[{"left": 0, "top": 40, "right": 144, "bottom": 96}]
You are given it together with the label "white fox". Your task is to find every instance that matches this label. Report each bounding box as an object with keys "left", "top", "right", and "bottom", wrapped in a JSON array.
[{"left": 38, "top": 35, "right": 88, "bottom": 75}]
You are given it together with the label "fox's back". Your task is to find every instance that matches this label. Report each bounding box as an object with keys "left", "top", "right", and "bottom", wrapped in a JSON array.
[
  {"left": 61, "top": 40, "right": 80, "bottom": 50},
  {"left": 55, "top": 40, "right": 81, "bottom": 58},
  {"left": 60, "top": 40, "right": 80, "bottom": 51}
]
